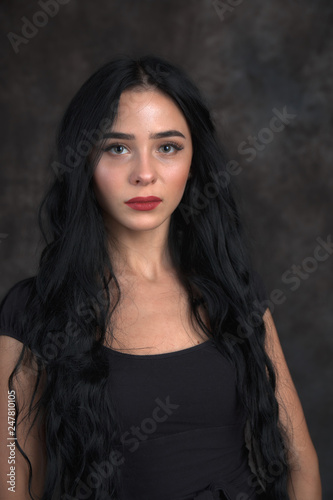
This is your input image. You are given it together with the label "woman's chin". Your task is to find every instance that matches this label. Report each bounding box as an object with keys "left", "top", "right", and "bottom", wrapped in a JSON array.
[{"left": 105, "top": 216, "right": 171, "bottom": 235}]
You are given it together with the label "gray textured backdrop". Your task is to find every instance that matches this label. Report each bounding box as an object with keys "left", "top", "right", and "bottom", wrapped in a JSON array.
[{"left": 1, "top": 0, "right": 332, "bottom": 495}]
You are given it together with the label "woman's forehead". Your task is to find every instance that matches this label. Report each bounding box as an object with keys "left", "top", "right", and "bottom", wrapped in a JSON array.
[{"left": 110, "top": 88, "right": 190, "bottom": 134}]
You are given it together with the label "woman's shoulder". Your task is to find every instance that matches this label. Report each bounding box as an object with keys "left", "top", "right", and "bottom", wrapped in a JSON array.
[{"left": 0, "top": 276, "right": 37, "bottom": 344}]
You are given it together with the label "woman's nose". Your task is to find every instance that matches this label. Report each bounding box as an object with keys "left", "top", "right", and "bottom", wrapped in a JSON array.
[{"left": 129, "top": 152, "right": 157, "bottom": 185}]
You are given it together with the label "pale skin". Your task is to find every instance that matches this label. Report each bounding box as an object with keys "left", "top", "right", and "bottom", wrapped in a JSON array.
[
  {"left": 0, "top": 88, "right": 321, "bottom": 498},
  {"left": 92, "top": 88, "right": 209, "bottom": 353}
]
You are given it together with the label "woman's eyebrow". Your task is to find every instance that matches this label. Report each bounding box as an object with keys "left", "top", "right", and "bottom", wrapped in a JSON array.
[{"left": 103, "top": 130, "right": 186, "bottom": 140}]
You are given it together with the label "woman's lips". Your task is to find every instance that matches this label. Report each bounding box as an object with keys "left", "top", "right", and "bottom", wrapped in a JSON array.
[{"left": 124, "top": 196, "right": 162, "bottom": 211}]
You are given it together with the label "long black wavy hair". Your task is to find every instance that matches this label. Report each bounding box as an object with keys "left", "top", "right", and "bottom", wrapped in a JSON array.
[{"left": 5, "top": 55, "right": 291, "bottom": 499}]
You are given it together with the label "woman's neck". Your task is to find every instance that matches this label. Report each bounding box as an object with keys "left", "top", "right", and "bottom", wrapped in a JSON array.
[{"left": 106, "top": 225, "right": 174, "bottom": 282}]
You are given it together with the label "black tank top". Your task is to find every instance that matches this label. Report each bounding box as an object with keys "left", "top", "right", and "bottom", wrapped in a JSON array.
[{"left": 0, "top": 277, "right": 269, "bottom": 500}]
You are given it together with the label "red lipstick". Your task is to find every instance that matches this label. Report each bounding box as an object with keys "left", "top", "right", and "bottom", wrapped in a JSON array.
[{"left": 124, "top": 196, "right": 162, "bottom": 211}]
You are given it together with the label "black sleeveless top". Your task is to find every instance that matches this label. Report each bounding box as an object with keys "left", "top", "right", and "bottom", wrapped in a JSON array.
[{"left": 0, "top": 275, "right": 269, "bottom": 500}]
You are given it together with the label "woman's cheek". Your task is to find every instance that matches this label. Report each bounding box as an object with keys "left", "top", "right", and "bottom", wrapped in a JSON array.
[
  {"left": 94, "top": 167, "right": 118, "bottom": 197},
  {"left": 170, "top": 169, "right": 191, "bottom": 193},
  {"left": 92, "top": 171, "right": 113, "bottom": 207}
]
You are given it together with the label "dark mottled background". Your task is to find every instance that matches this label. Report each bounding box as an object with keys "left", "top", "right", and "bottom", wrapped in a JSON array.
[{"left": 1, "top": 0, "right": 332, "bottom": 495}]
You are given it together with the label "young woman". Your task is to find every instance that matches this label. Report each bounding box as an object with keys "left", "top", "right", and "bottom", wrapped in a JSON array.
[{"left": 0, "top": 55, "right": 321, "bottom": 500}]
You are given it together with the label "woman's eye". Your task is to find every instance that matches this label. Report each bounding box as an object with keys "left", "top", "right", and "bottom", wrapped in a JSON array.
[
  {"left": 104, "top": 144, "right": 128, "bottom": 155},
  {"left": 159, "top": 143, "right": 183, "bottom": 154},
  {"left": 103, "top": 142, "right": 183, "bottom": 155}
]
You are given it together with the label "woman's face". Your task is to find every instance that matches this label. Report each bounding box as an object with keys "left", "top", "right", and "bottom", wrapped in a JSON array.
[{"left": 92, "top": 88, "right": 193, "bottom": 237}]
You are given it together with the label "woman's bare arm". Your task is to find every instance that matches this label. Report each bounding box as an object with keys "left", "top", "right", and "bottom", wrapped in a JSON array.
[
  {"left": 262, "top": 308, "right": 322, "bottom": 500},
  {"left": 0, "top": 335, "right": 47, "bottom": 500}
]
